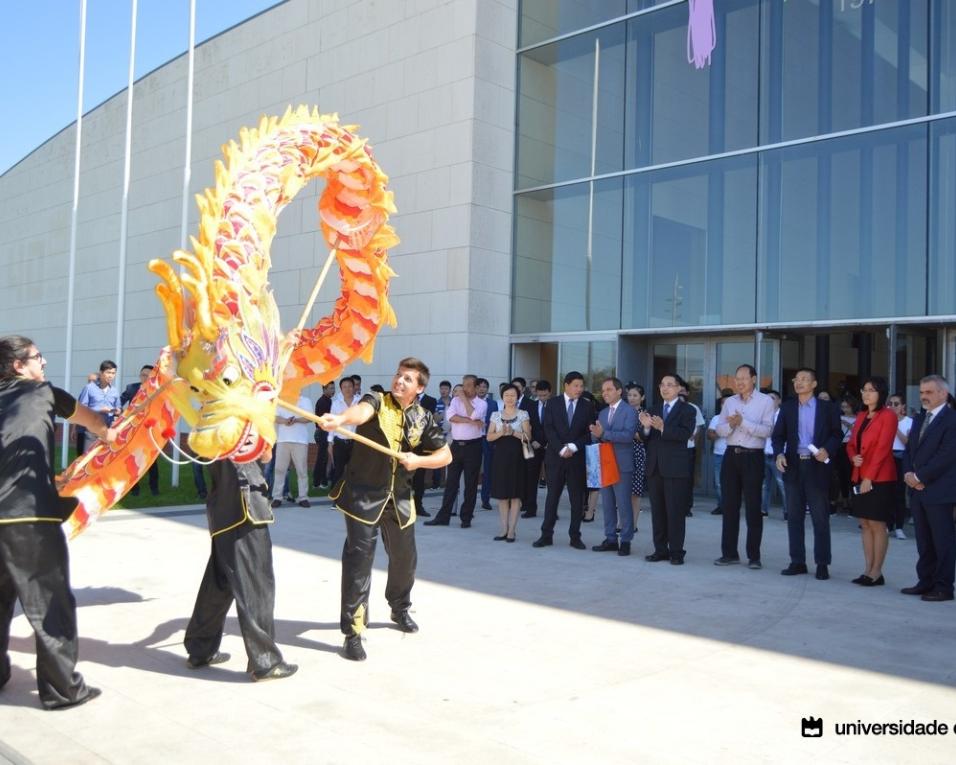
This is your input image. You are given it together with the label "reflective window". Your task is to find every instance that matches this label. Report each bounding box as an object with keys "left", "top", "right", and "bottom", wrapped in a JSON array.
[
  {"left": 558, "top": 341, "right": 617, "bottom": 397},
  {"left": 759, "top": 0, "right": 929, "bottom": 144},
  {"left": 519, "top": 0, "right": 667, "bottom": 49},
  {"left": 624, "top": 0, "right": 760, "bottom": 168},
  {"left": 929, "top": 118, "right": 956, "bottom": 314},
  {"left": 757, "top": 125, "right": 927, "bottom": 323},
  {"left": 622, "top": 154, "right": 758, "bottom": 329},
  {"left": 512, "top": 179, "right": 624, "bottom": 334},
  {"left": 932, "top": 0, "right": 956, "bottom": 112},
  {"left": 516, "top": 25, "right": 627, "bottom": 189}
]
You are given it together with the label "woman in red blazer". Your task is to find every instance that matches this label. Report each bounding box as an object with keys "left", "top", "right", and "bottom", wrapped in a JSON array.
[{"left": 845, "top": 376, "right": 897, "bottom": 587}]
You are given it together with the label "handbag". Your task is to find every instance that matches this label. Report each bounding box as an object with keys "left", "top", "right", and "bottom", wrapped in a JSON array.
[
  {"left": 586, "top": 442, "right": 621, "bottom": 488},
  {"left": 521, "top": 438, "right": 535, "bottom": 460}
]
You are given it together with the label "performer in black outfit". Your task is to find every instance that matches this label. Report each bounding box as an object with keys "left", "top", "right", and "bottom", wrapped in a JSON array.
[
  {"left": 183, "top": 454, "right": 297, "bottom": 680},
  {"left": 320, "top": 358, "right": 451, "bottom": 661},
  {"left": 0, "top": 335, "right": 118, "bottom": 709}
]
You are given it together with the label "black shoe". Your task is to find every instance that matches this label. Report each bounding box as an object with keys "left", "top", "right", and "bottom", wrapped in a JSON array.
[
  {"left": 424, "top": 518, "right": 449, "bottom": 526},
  {"left": 520, "top": 511, "right": 537, "bottom": 519},
  {"left": 710, "top": 507, "right": 722, "bottom": 515},
  {"left": 714, "top": 556, "right": 740, "bottom": 566},
  {"left": 852, "top": 574, "right": 871, "bottom": 585},
  {"left": 781, "top": 564, "right": 808, "bottom": 576},
  {"left": 49, "top": 686, "right": 102, "bottom": 710},
  {"left": 481, "top": 502, "right": 492, "bottom": 510},
  {"left": 283, "top": 495, "right": 294, "bottom": 503},
  {"left": 532, "top": 536, "right": 553, "bottom": 548},
  {"left": 747, "top": 559, "right": 762, "bottom": 570},
  {"left": 391, "top": 611, "right": 419, "bottom": 633},
  {"left": 417, "top": 509, "right": 431, "bottom": 518},
  {"left": 645, "top": 552, "right": 669, "bottom": 562},
  {"left": 901, "top": 585, "right": 930, "bottom": 595},
  {"left": 538, "top": 480, "right": 546, "bottom": 489},
  {"left": 343, "top": 635, "right": 367, "bottom": 661},
  {"left": 298, "top": 499, "right": 311, "bottom": 508},
  {"left": 271, "top": 499, "right": 282, "bottom": 508},
  {"left": 860, "top": 574, "right": 884, "bottom": 587},
  {"left": 252, "top": 661, "right": 298, "bottom": 681},
  {"left": 582, "top": 515, "right": 595, "bottom": 523},
  {"left": 506, "top": 536, "right": 516, "bottom": 543},
  {"left": 460, "top": 520, "right": 471, "bottom": 528},
  {"left": 670, "top": 555, "right": 685, "bottom": 565},
  {"left": 187, "top": 651, "right": 231, "bottom": 669},
  {"left": 617, "top": 542, "right": 631, "bottom": 557},
  {"left": 921, "top": 590, "right": 954, "bottom": 602},
  {"left": 815, "top": 565, "right": 830, "bottom": 581},
  {"left": 592, "top": 539, "right": 619, "bottom": 552},
  {"left": 494, "top": 534, "right": 508, "bottom": 541},
  {"left": 569, "top": 538, "right": 586, "bottom": 550}
]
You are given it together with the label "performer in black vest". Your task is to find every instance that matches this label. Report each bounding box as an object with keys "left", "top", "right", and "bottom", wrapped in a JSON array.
[
  {"left": 0, "top": 335, "right": 118, "bottom": 709},
  {"left": 320, "top": 358, "right": 451, "bottom": 661},
  {"left": 183, "top": 456, "right": 297, "bottom": 680}
]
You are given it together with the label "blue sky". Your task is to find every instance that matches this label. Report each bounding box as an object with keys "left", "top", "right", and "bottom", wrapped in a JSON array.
[{"left": 0, "top": 0, "right": 279, "bottom": 174}]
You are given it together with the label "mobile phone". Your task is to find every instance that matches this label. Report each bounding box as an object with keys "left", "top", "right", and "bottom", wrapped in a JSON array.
[{"left": 852, "top": 485, "right": 861, "bottom": 495}]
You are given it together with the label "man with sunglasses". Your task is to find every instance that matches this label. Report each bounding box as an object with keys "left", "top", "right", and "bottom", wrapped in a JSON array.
[{"left": 0, "top": 335, "right": 119, "bottom": 709}]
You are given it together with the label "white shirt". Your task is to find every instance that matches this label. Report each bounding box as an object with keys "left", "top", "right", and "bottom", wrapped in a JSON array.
[
  {"left": 330, "top": 394, "right": 358, "bottom": 440},
  {"left": 276, "top": 396, "right": 313, "bottom": 444},
  {"left": 709, "top": 415, "right": 727, "bottom": 456},
  {"left": 764, "top": 410, "right": 780, "bottom": 455},
  {"left": 687, "top": 402, "right": 704, "bottom": 449},
  {"left": 892, "top": 416, "right": 912, "bottom": 452}
]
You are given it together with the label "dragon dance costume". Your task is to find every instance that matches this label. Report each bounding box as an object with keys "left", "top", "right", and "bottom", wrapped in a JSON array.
[
  {"left": 331, "top": 391, "right": 445, "bottom": 638},
  {"left": 184, "top": 459, "right": 293, "bottom": 678}
]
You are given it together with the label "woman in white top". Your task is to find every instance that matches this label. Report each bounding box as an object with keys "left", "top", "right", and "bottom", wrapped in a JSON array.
[
  {"left": 486, "top": 384, "right": 531, "bottom": 542},
  {"left": 887, "top": 392, "right": 913, "bottom": 539}
]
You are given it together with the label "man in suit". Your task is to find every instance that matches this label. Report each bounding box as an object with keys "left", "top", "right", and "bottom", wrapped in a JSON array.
[
  {"left": 521, "top": 380, "right": 551, "bottom": 518},
  {"left": 901, "top": 374, "right": 956, "bottom": 602},
  {"left": 590, "top": 378, "right": 639, "bottom": 556},
  {"left": 772, "top": 367, "right": 842, "bottom": 580},
  {"left": 641, "top": 374, "right": 696, "bottom": 565},
  {"left": 121, "top": 364, "right": 160, "bottom": 496},
  {"left": 412, "top": 386, "right": 439, "bottom": 517},
  {"left": 533, "top": 371, "right": 594, "bottom": 549}
]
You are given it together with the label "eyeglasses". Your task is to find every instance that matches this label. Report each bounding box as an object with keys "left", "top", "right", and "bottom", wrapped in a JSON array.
[{"left": 25, "top": 352, "right": 43, "bottom": 362}]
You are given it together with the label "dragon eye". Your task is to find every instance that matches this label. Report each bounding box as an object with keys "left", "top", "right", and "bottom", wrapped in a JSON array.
[
  {"left": 221, "top": 365, "right": 240, "bottom": 387},
  {"left": 189, "top": 385, "right": 201, "bottom": 394}
]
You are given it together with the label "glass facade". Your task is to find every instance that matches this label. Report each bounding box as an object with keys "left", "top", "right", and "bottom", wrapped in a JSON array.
[{"left": 513, "top": 0, "right": 956, "bottom": 335}]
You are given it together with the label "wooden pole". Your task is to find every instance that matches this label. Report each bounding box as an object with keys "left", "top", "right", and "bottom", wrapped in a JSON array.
[
  {"left": 277, "top": 397, "right": 403, "bottom": 460},
  {"left": 295, "top": 248, "right": 337, "bottom": 333}
]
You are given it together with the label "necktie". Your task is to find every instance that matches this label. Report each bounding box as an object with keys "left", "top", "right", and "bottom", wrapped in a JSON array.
[
  {"left": 919, "top": 411, "right": 934, "bottom": 442},
  {"left": 567, "top": 398, "right": 575, "bottom": 424},
  {"left": 607, "top": 404, "right": 616, "bottom": 426},
  {"left": 663, "top": 402, "right": 671, "bottom": 420}
]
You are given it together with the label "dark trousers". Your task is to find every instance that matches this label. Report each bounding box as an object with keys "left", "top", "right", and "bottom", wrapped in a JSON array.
[
  {"left": 329, "top": 438, "right": 353, "bottom": 488},
  {"left": 523, "top": 447, "right": 545, "bottom": 514},
  {"left": 540, "top": 451, "right": 585, "bottom": 540},
  {"left": 313, "top": 432, "right": 329, "bottom": 486},
  {"left": 193, "top": 462, "right": 207, "bottom": 496},
  {"left": 132, "top": 461, "right": 160, "bottom": 495},
  {"left": 75, "top": 428, "right": 86, "bottom": 457},
  {"left": 785, "top": 460, "right": 831, "bottom": 565},
  {"left": 647, "top": 472, "right": 689, "bottom": 557},
  {"left": 184, "top": 523, "right": 282, "bottom": 674},
  {"left": 480, "top": 437, "right": 494, "bottom": 505},
  {"left": 686, "top": 448, "right": 696, "bottom": 509},
  {"left": 0, "top": 522, "right": 91, "bottom": 708},
  {"left": 910, "top": 493, "right": 956, "bottom": 596},
  {"left": 434, "top": 439, "right": 483, "bottom": 523},
  {"left": 341, "top": 507, "right": 416, "bottom": 636},
  {"left": 720, "top": 449, "right": 765, "bottom": 561}
]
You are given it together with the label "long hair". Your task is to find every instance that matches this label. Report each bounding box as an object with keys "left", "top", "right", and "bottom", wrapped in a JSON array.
[{"left": 0, "top": 335, "right": 35, "bottom": 381}]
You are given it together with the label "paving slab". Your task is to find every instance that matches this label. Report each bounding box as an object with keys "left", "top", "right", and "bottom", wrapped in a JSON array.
[{"left": 1, "top": 490, "right": 954, "bottom": 764}]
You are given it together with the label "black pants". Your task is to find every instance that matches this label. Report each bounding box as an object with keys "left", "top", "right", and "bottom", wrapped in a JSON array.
[
  {"left": 341, "top": 506, "right": 416, "bottom": 636},
  {"left": 647, "top": 473, "right": 690, "bottom": 557},
  {"left": 412, "top": 467, "right": 427, "bottom": 512},
  {"left": 329, "top": 439, "right": 353, "bottom": 488},
  {"left": 540, "top": 451, "right": 585, "bottom": 540},
  {"left": 522, "top": 447, "right": 545, "bottom": 513},
  {"left": 686, "top": 448, "right": 697, "bottom": 510},
  {"left": 910, "top": 493, "right": 956, "bottom": 596},
  {"left": 184, "top": 523, "right": 283, "bottom": 674},
  {"left": 0, "top": 522, "right": 92, "bottom": 708},
  {"left": 312, "top": 432, "right": 329, "bottom": 487},
  {"left": 720, "top": 449, "right": 765, "bottom": 561},
  {"left": 434, "top": 439, "right": 483, "bottom": 523},
  {"left": 132, "top": 461, "right": 160, "bottom": 495},
  {"left": 75, "top": 428, "right": 86, "bottom": 457},
  {"left": 890, "top": 455, "right": 908, "bottom": 530},
  {"left": 784, "top": 461, "right": 831, "bottom": 565}
]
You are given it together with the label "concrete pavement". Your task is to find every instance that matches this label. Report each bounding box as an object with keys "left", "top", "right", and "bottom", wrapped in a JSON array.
[{"left": 1, "top": 490, "right": 954, "bottom": 764}]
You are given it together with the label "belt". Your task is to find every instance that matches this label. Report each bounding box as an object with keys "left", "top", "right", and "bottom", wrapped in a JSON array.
[
  {"left": 799, "top": 454, "right": 813, "bottom": 460},
  {"left": 452, "top": 438, "right": 482, "bottom": 446},
  {"left": 729, "top": 447, "right": 763, "bottom": 454}
]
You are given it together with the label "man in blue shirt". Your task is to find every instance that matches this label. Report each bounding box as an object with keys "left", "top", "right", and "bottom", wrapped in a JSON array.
[{"left": 77, "top": 360, "right": 121, "bottom": 451}]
